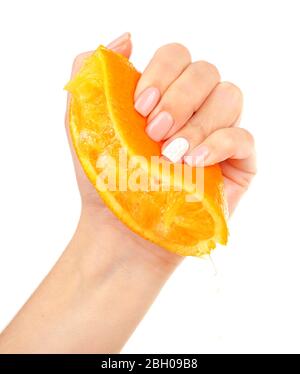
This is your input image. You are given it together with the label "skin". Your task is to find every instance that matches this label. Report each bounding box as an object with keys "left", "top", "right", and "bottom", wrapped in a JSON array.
[{"left": 0, "top": 33, "right": 256, "bottom": 353}]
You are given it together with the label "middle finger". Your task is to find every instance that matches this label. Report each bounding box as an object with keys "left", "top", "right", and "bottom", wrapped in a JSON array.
[{"left": 146, "top": 61, "right": 220, "bottom": 141}]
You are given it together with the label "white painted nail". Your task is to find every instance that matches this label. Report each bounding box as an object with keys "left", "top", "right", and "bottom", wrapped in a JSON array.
[{"left": 162, "top": 137, "right": 190, "bottom": 163}]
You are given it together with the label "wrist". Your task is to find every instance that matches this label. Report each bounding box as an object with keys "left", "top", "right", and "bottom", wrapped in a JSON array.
[{"left": 67, "top": 204, "right": 182, "bottom": 282}]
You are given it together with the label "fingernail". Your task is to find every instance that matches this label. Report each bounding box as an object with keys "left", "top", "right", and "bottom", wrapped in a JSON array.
[
  {"left": 145, "top": 111, "right": 174, "bottom": 141},
  {"left": 134, "top": 87, "right": 160, "bottom": 117},
  {"left": 106, "top": 32, "right": 131, "bottom": 51},
  {"left": 184, "top": 146, "right": 209, "bottom": 166},
  {"left": 162, "top": 137, "right": 190, "bottom": 163}
]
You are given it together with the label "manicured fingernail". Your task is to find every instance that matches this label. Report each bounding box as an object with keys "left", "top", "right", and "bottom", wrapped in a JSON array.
[
  {"left": 106, "top": 32, "right": 131, "bottom": 50},
  {"left": 134, "top": 87, "right": 160, "bottom": 117},
  {"left": 162, "top": 137, "right": 190, "bottom": 163},
  {"left": 184, "top": 146, "right": 209, "bottom": 166},
  {"left": 145, "top": 111, "right": 173, "bottom": 141}
]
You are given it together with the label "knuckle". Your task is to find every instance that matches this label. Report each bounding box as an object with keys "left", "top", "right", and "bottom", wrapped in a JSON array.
[
  {"left": 192, "top": 60, "right": 220, "bottom": 81},
  {"left": 155, "top": 43, "right": 191, "bottom": 62},
  {"left": 188, "top": 114, "right": 207, "bottom": 136},
  {"left": 242, "top": 128, "right": 255, "bottom": 148},
  {"left": 218, "top": 81, "right": 243, "bottom": 107},
  {"left": 222, "top": 131, "right": 235, "bottom": 150},
  {"left": 193, "top": 123, "right": 207, "bottom": 140}
]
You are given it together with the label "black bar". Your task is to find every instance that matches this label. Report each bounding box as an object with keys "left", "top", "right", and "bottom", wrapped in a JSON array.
[{"left": 1, "top": 354, "right": 221, "bottom": 370}]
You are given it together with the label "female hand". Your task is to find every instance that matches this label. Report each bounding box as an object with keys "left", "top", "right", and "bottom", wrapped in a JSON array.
[{"left": 67, "top": 34, "right": 256, "bottom": 265}]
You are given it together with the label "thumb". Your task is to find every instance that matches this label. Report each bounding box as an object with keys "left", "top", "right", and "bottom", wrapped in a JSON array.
[{"left": 106, "top": 32, "right": 132, "bottom": 58}]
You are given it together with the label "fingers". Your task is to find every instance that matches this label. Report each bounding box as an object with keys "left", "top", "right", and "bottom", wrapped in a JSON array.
[
  {"left": 161, "top": 82, "right": 243, "bottom": 163},
  {"left": 189, "top": 127, "right": 256, "bottom": 214},
  {"left": 134, "top": 44, "right": 220, "bottom": 142},
  {"left": 106, "top": 32, "right": 132, "bottom": 58},
  {"left": 134, "top": 44, "right": 191, "bottom": 117},
  {"left": 146, "top": 61, "right": 220, "bottom": 140},
  {"left": 185, "top": 127, "right": 255, "bottom": 167},
  {"left": 70, "top": 33, "right": 132, "bottom": 80}
]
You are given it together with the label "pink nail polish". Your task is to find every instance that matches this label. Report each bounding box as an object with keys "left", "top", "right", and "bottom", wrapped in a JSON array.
[
  {"left": 106, "top": 32, "right": 131, "bottom": 50},
  {"left": 185, "top": 146, "right": 209, "bottom": 166},
  {"left": 145, "top": 111, "right": 174, "bottom": 142},
  {"left": 134, "top": 87, "right": 160, "bottom": 117}
]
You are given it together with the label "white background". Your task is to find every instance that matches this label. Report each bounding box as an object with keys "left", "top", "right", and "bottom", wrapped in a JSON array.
[{"left": 0, "top": 0, "right": 300, "bottom": 353}]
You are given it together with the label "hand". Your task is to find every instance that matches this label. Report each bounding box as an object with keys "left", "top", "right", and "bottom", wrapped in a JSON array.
[{"left": 66, "top": 34, "right": 256, "bottom": 268}]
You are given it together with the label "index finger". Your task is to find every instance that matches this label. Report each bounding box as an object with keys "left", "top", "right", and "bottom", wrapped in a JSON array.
[{"left": 134, "top": 43, "right": 191, "bottom": 102}]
